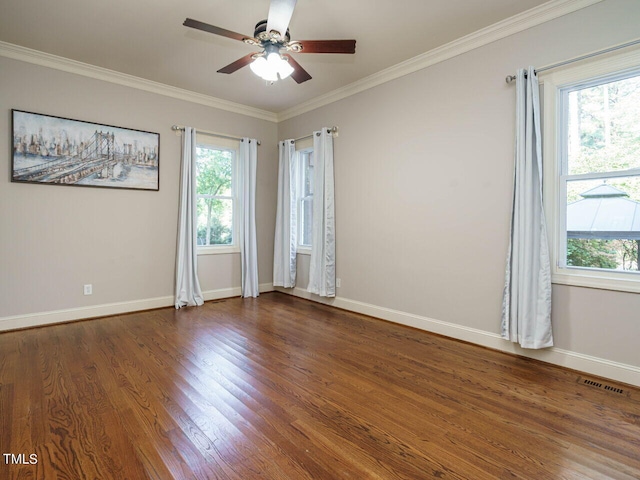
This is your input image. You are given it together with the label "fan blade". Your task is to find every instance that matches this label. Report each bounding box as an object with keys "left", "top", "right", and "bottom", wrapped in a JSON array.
[
  {"left": 282, "top": 54, "right": 312, "bottom": 84},
  {"left": 296, "top": 39, "right": 356, "bottom": 54},
  {"left": 217, "top": 53, "right": 257, "bottom": 74},
  {"left": 184, "top": 18, "right": 250, "bottom": 42},
  {"left": 266, "top": 0, "right": 297, "bottom": 39}
]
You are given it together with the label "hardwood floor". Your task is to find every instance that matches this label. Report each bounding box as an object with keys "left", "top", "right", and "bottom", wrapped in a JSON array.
[{"left": 1, "top": 292, "right": 639, "bottom": 479}]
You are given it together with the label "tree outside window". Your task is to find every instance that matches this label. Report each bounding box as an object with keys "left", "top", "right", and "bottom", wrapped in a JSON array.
[{"left": 196, "top": 146, "right": 235, "bottom": 246}]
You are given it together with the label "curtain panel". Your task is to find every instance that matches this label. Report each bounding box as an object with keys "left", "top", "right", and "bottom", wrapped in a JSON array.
[
  {"left": 501, "top": 67, "right": 553, "bottom": 349},
  {"left": 175, "top": 127, "right": 204, "bottom": 308},
  {"left": 273, "top": 139, "right": 298, "bottom": 288},
  {"left": 239, "top": 138, "right": 260, "bottom": 298},
  {"left": 308, "top": 128, "right": 336, "bottom": 298}
]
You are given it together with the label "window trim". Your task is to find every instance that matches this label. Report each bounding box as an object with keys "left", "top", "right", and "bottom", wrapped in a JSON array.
[
  {"left": 195, "top": 136, "right": 240, "bottom": 255},
  {"left": 541, "top": 46, "right": 640, "bottom": 293}
]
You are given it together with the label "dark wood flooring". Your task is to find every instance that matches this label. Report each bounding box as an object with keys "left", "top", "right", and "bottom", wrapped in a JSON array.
[{"left": 1, "top": 292, "right": 639, "bottom": 479}]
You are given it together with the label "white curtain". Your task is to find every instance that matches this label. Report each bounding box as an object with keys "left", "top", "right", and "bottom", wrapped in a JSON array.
[
  {"left": 308, "top": 128, "right": 336, "bottom": 297},
  {"left": 175, "top": 127, "right": 204, "bottom": 309},
  {"left": 239, "top": 138, "right": 260, "bottom": 298},
  {"left": 273, "top": 140, "right": 298, "bottom": 288},
  {"left": 502, "top": 67, "right": 553, "bottom": 349}
]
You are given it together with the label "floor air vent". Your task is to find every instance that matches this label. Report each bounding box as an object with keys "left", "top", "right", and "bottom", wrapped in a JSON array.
[
  {"left": 577, "top": 376, "right": 629, "bottom": 396},
  {"left": 604, "top": 384, "right": 625, "bottom": 394}
]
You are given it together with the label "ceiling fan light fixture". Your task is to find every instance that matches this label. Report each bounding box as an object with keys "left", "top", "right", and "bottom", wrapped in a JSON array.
[
  {"left": 250, "top": 55, "right": 277, "bottom": 81},
  {"left": 277, "top": 56, "right": 294, "bottom": 79},
  {"left": 250, "top": 52, "right": 294, "bottom": 81},
  {"left": 267, "top": 52, "right": 294, "bottom": 80}
]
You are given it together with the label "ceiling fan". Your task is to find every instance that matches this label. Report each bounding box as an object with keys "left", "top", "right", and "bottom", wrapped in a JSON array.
[{"left": 183, "top": 0, "right": 356, "bottom": 84}]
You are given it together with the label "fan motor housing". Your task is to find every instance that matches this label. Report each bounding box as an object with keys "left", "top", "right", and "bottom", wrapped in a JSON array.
[{"left": 254, "top": 19, "right": 290, "bottom": 43}]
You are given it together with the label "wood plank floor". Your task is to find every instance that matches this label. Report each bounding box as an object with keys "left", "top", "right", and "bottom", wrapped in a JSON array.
[{"left": 1, "top": 292, "right": 639, "bottom": 479}]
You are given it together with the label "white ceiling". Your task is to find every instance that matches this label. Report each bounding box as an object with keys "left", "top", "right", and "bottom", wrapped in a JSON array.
[{"left": 0, "top": 0, "right": 550, "bottom": 113}]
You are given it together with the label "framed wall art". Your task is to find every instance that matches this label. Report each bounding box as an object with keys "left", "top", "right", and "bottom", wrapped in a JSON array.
[{"left": 11, "top": 109, "right": 160, "bottom": 191}]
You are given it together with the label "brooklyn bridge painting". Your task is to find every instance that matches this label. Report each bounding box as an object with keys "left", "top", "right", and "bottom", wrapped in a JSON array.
[{"left": 11, "top": 110, "right": 159, "bottom": 191}]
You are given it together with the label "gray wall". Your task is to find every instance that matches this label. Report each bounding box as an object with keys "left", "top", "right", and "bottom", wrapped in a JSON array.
[
  {"left": 1, "top": 0, "right": 638, "bottom": 383},
  {"left": 278, "top": 0, "right": 640, "bottom": 371},
  {"left": 0, "top": 57, "right": 278, "bottom": 318}
]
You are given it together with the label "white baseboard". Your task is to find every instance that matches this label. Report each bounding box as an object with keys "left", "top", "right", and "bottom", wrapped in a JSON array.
[
  {"left": 276, "top": 287, "right": 640, "bottom": 388},
  {"left": 259, "top": 283, "right": 275, "bottom": 293},
  {"left": 201, "top": 282, "right": 274, "bottom": 301},
  {"left": 0, "top": 295, "right": 174, "bottom": 332},
  {"left": 0, "top": 283, "right": 275, "bottom": 332},
  {"left": 3, "top": 283, "right": 636, "bottom": 387}
]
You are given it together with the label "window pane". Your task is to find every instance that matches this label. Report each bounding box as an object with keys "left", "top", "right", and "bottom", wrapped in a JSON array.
[
  {"left": 195, "top": 145, "right": 235, "bottom": 247},
  {"left": 298, "top": 149, "right": 314, "bottom": 247},
  {"left": 303, "top": 151, "right": 314, "bottom": 196},
  {"left": 196, "top": 147, "right": 233, "bottom": 196},
  {"left": 567, "top": 74, "right": 640, "bottom": 175},
  {"left": 300, "top": 198, "right": 313, "bottom": 246},
  {"left": 566, "top": 176, "right": 640, "bottom": 271},
  {"left": 196, "top": 197, "right": 233, "bottom": 246}
]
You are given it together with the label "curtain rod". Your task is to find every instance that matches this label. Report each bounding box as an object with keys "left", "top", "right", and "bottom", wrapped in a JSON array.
[
  {"left": 171, "top": 125, "right": 261, "bottom": 145},
  {"left": 293, "top": 126, "right": 339, "bottom": 143},
  {"left": 505, "top": 37, "right": 640, "bottom": 84}
]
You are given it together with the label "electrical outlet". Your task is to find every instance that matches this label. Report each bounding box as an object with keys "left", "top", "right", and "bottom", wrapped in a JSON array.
[
  {"left": 83, "top": 284, "right": 92, "bottom": 295},
  {"left": 336, "top": 278, "right": 342, "bottom": 288}
]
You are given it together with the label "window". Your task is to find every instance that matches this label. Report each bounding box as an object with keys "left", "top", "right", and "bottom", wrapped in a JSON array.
[
  {"left": 298, "top": 148, "right": 314, "bottom": 250},
  {"left": 293, "top": 135, "right": 314, "bottom": 254},
  {"left": 195, "top": 137, "right": 239, "bottom": 254},
  {"left": 542, "top": 48, "right": 640, "bottom": 292}
]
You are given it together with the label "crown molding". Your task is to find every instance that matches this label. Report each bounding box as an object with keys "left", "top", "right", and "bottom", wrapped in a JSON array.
[
  {"left": 0, "top": 41, "right": 278, "bottom": 123},
  {"left": 0, "top": 0, "right": 602, "bottom": 124},
  {"left": 276, "top": 0, "right": 604, "bottom": 121}
]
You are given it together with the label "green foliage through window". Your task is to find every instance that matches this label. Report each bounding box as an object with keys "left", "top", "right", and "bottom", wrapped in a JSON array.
[
  {"left": 567, "top": 239, "right": 618, "bottom": 269},
  {"left": 196, "top": 146, "right": 234, "bottom": 246}
]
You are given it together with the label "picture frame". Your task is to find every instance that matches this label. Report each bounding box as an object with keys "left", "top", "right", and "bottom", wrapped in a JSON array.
[{"left": 11, "top": 109, "right": 160, "bottom": 191}]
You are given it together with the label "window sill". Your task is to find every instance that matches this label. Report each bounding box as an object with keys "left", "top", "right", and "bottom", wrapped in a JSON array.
[
  {"left": 297, "top": 246, "right": 312, "bottom": 256},
  {"left": 552, "top": 269, "right": 640, "bottom": 294},
  {"left": 198, "top": 246, "right": 240, "bottom": 255}
]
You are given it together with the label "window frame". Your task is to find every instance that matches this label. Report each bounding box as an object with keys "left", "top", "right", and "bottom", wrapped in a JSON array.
[
  {"left": 541, "top": 46, "right": 640, "bottom": 293},
  {"left": 295, "top": 139, "right": 314, "bottom": 255},
  {"left": 195, "top": 136, "right": 240, "bottom": 255}
]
